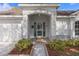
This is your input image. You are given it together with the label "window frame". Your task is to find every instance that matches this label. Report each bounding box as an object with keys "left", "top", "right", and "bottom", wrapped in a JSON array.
[{"left": 75, "top": 21, "right": 79, "bottom": 36}]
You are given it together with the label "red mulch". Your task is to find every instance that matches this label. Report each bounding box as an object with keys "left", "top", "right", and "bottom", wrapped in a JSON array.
[
  {"left": 46, "top": 44, "right": 79, "bottom": 56},
  {"left": 9, "top": 45, "right": 32, "bottom": 55}
]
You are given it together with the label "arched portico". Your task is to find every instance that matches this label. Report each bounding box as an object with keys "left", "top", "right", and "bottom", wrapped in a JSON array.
[
  {"left": 21, "top": 10, "right": 56, "bottom": 40},
  {"left": 28, "top": 13, "right": 50, "bottom": 39}
]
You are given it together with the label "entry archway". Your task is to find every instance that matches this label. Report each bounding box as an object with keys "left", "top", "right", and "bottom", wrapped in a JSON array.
[
  {"left": 28, "top": 13, "right": 50, "bottom": 39},
  {"left": 22, "top": 10, "right": 56, "bottom": 40}
]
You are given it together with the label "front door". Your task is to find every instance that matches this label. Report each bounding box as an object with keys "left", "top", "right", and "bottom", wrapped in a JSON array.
[{"left": 33, "top": 22, "right": 46, "bottom": 38}]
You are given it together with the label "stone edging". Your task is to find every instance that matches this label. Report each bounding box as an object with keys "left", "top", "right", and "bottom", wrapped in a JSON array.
[
  {"left": 30, "top": 44, "right": 35, "bottom": 56},
  {"left": 43, "top": 43, "right": 49, "bottom": 56}
]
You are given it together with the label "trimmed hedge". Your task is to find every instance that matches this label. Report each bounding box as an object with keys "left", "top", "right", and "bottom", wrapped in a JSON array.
[
  {"left": 48, "top": 39, "right": 79, "bottom": 51},
  {"left": 48, "top": 39, "right": 65, "bottom": 51},
  {"left": 15, "top": 38, "right": 32, "bottom": 51},
  {"left": 64, "top": 39, "right": 79, "bottom": 47}
]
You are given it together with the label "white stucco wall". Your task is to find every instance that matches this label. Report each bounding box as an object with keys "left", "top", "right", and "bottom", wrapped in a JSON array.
[
  {"left": 0, "top": 17, "right": 22, "bottom": 55},
  {"left": 0, "top": 24, "right": 21, "bottom": 42},
  {"left": 0, "top": 17, "right": 22, "bottom": 42},
  {"left": 56, "top": 18, "right": 71, "bottom": 39},
  {"left": 69, "top": 11, "right": 79, "bottom": 39},
  {"left": 71, "top": 14, "right": 79, "bottom": 38}
]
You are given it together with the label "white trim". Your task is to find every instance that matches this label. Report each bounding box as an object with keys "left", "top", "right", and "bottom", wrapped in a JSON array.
[
  {"left": 56, "top": 16, "right": 76, "bottom": 18},
  {"left": 71, "top": 11, "right": 79, "bottom": 16},
  {"left": 0, "top": 15, "right": 23, "bottom": 17},
  {"left": 0, "top": 15, "right": 76, "bottom": 18},
  {"left": 18, "top": 3, "right": 59, "bottom": 7},
  {"left": 23, "top": 9, "right": 53, "bottom": 15}
]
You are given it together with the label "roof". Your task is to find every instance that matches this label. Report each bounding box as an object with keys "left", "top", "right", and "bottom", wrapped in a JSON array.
[
  {"left": 0, "top": 7, "right": 77, "bottom": 16},
  {"left": 57, "top": 10, "right": 76, "bottom": 16},
  {"left": 0, "top": 7, "right": 22, "bottom": 15}
]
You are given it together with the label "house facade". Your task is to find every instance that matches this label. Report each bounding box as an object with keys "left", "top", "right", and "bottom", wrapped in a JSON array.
[{"left": 0, "top": 3, "right": 79, "bottom": 42}]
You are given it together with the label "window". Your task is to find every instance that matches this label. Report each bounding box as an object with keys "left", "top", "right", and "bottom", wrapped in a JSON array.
[
  {"left": 75, "top": 21, "right": 79, "bottom": 35},
  {"left": 37, "top": 23, "right": 42, "bottom": 29},
  {"left": 34, "top": 22, "right": 36, "bottom": 37},
  {"left": 43, "top": 22, "right": 45, "bottom": 36},
  {"left": 37, "top": 31, "right": 42, "bottom": 36}
]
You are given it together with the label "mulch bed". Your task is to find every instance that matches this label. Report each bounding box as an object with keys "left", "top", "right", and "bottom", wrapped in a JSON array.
[
  {"left": 9, "top": 45, "right": 33, "bottom": 55},
  {"left": 46, "top": 44, "right": 79, "bottom": 56}
]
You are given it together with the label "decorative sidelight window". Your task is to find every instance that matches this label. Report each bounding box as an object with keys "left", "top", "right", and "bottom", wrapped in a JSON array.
[
  {"left": 75, "top": 21, "right": 79, "bottom": 35},
  {"left": 34, "top": 22, "right": 36, "bottom": 37}
]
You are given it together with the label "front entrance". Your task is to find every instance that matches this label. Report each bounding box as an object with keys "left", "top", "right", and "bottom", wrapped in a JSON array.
[
  {"left": 33, "top": 22, "right": 46, "bottom": 38},
  {"left": 29, "top": 13, "right": 50, "bottom": 39}
]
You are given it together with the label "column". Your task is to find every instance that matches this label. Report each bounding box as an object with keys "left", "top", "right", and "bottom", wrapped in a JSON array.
[
  {"left": 21, "top": 14, "right": 28, "bottom": 39},
  {"left": 49, "top": 13, "right": 56, "bottom": 40},
  {"left": 70, "top": 18, "right": 75, "bottom": 39}
]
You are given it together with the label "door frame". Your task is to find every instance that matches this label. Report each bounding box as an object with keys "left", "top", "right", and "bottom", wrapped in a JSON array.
[{"left": 34, "top": 21, "right": 46, "bottom": 38}]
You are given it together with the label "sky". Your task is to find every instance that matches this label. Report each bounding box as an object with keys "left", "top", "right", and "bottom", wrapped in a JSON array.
[
  {"left": 0, "top": 3, "right": 79, "bottom": 11},
  {"left": 58, "top": 3, "right": 79, "bottom": 11}
]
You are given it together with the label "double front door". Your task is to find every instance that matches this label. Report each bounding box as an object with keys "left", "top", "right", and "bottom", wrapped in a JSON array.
[{"left": 33, "top": 22, "right": 46, "bottom": 38}]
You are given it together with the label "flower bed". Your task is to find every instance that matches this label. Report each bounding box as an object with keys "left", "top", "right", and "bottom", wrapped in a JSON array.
[
  {"left": 46, "top": 39, "right": 79, "bottom": 56},
  {"left": 9, "top": 38, "right": 33, "bottom": 56}
]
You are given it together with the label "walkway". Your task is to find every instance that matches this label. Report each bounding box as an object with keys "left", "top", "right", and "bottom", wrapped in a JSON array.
[{"left": 31, "top": 42, "right": 48, "bottom": 56}]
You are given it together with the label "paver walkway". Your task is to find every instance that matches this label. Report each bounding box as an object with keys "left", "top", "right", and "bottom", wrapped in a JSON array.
[{"left": 31, "top": 42, "right": 48, "bottom": 56}]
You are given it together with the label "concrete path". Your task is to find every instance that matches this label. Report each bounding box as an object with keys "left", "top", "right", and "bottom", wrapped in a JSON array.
[
  {"left": 0, "top": 42, "right": 15, "bottom": 56},
  {"left": 31, "top": 42, "right": 48, "bottom": 56}
]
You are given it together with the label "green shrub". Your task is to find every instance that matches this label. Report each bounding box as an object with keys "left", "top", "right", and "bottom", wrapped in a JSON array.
[
  {"left": 74, "top": 39, "right": 79, "bottom": 46},
  {"left": 64, "top": 39, "right": 76, "bottom": 47},
  {"left": 15, "top": 38, "right": 32, "bottom": 51},
  {"left": 48, "top": 39, "right": 66, "bottom": 51},
  {"left": 48, "top": 39, "right": 79, "bottom": 51},
  {"left": 64, "top": 39, "right": 79, "bottom": 47}
]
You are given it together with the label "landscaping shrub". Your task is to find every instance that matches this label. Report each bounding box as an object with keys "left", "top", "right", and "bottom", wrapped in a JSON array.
[
  {"left": 48, "top": 39, "right": 79, "bottom": 51},
  {"left": 64, "top": 39, "right": 79, "bottom": 47},
  {"left": 64, "top": 39, "right": 76, "bottom": 47},
  {"left": 15, "top": 38, "right": 32, "bottom": 51},
  {"left": 74, "top": 39, "right": 79, "bottom": 47},
  {"left": 48, "top": 39, "right": 66, "bottom": 51}
]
